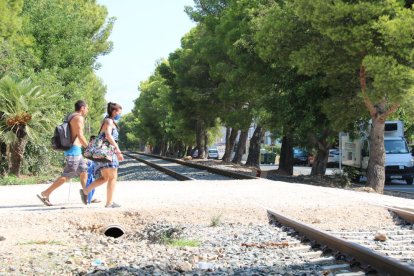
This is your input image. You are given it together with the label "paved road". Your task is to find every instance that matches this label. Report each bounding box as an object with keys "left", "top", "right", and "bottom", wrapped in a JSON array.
[
  {"left": 261, "top": 164, "right": 414, "bottom": 194},
  {"left": 259, "top": 164, "right": 339, "bottom": 176}
]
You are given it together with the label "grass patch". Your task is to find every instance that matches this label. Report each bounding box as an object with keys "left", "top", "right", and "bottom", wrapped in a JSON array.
[
  {"left": 0, "top": 174, "right": 56, "bottom": 185},
  {"left": 210, "top": 214, "right": 222, "bottom": 227},
  {"left": 164, "top": 238, "right": 201, "bottom": 247},
  {"left": 18, "top": 240, "right": 64, "bottom": 246}
]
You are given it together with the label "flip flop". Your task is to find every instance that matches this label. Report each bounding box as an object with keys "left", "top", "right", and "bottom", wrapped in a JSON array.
[
  {"left": 79, "top": 189, "right": 88, "bottom": 205},
  {"left": 91, "top": 198, "right": 101, "bottom": 203},
  {"left": 37, "top": 194, "right": 53, "bottom": 206}
]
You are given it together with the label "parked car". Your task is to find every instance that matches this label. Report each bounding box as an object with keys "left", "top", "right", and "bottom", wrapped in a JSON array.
[
  {"left": 327, "top": 148, "right": 339, "bottom": 167},
  {"left": 207, "top": 149, "right": 219, "bottom": 159},
  {"left": 293, "top": 148, "right": 309, "bottom": 165}
]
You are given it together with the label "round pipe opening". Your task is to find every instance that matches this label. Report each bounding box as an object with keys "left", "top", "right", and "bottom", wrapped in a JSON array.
[{"left": 103, "top": 225, "right": 125, "bottom": 238}]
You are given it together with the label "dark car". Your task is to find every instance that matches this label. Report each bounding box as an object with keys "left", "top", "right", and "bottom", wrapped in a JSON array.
[{"left": 293, "top": 148, "right": 309, "bottom": 165}]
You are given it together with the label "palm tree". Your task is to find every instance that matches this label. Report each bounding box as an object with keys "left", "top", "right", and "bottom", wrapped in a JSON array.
[{"left": 0, "top": 75, "right": 60, "bottom": 176}]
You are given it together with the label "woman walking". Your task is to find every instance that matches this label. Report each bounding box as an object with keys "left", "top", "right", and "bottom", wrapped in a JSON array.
[{"left": 81, "top": 102, "right": 124, "bottom": 207}]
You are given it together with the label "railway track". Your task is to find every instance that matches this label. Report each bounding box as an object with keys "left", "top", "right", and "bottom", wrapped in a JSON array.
[
  {"left": 267, "top": 208, "right": 414, "bottom": 275},
  {"left": 117, "top": 156, "right": 177, "bottom": 181},
  {"left": 124, "top": 152, "right": 256, "bottom": 181},
  {"left": 119, "top": 153, "right": 414, "bottom": 274}
]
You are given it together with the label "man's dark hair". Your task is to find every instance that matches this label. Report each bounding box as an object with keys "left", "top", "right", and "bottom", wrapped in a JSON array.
[{"left": 74, "top": 100, "right": 87, "bottom": 111}]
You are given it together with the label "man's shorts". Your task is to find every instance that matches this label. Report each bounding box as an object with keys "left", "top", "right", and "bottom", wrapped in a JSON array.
[{"left": 62, "top": 155, "right": 88, "bottom": 178}]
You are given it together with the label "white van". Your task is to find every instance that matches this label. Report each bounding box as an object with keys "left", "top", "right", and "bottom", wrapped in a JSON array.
[{"left": 340, "top": 121, "right": 414, "bottom": 184}]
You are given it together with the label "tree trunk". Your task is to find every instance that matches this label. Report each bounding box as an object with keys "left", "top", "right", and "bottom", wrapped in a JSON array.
[
  {"left": 311, "top": 145, "right": 329, "bottom": 176},
  {"left": 359, "top": 65, "right": 397, "bottom": 193},
  {"left": 278, "top": 135, "right": 293, "bottom": 175},
  {"left": 159, "top": 139, "right": 167, "bottom": 156},
  {"left": 367, "top": 118, "right": 386, "bottom": 193},
  {"left": 0, "top": 142, "right": 6, "bottom": 175},
  {"left": 186, "top": 145, "right": 193, "bottom": 157},
  {"left": 203, "top": 131, "right": 208, "bottom": 159},
  {"left": 153, "top": 143, "right": 161, "bottom": 155},
  {"left": 161, "top": 141, "right": 166, "bottom": 156},
  {"left": 195, "top": 120, "right": 204, "bottom": 158},
  {"left": 6, "top": 144, "right": 11, "bottom": 173},
  {"left": 232, "top": 129, "right": 248, "bottom": 164},
  {"left": 223, "top": 126, "right": 231, "bottom": 160},
  {"left": 223, "top": 128, "right": 238, "bottom": 163},
  {"left": 10, "top": 137, "right": 28, "bottom": 176},
  {"left": 310, "top": 131, "right": 331, "bottom": 176},
  {"left": 245, "top": 126, "right": 264, "bottom": 168},
  {"left": 178, "top": 142, "right": 185, "bottom": 158}
]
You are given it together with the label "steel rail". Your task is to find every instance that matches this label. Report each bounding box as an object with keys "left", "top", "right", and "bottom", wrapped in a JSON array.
[
  {"left": 132, "top": 152, "right": 257, "bottom": 180},
  {"left": 386, "top": 206, "right": 414, "bottom": 224},
  {"left": 124, "top": 153, "right": 194, "bottom": 181},
  {"left": 267, "top": 209, "right": 414, "bottom": 275}
]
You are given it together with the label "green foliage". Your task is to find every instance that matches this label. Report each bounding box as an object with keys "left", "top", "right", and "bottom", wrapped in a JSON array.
[
  {"left": 288, "top": 0, "right": 414, "bottom": 116},
  {"left": 164, "top": 238, "right": 201, "bottom": 247},
  {"left": 21, "top": 139, "right": 62, "bottom": 176},
  {"left": 0, "top": 174, "right": 56, "bottom": 185},
  {"left": 0, "top": 0, "right": 30, "bottom": 77},
  {"left": 343, "top": 166, "right": 361, "bottom": 184},
  {"left": 22, "top": 0, "right": 114, "bottom": 73},
  {"left": 0, "top": 0, "right": 113, "bottom": 176},
  {"left": 125, "top": 0, "right": 414, "bottom": 183},
  {"left": 118, "top": 113, "right": 141, "bottom": 150},
  {"left": 363, "top": 55, "right": 414, "bottom": 104},
  {"left": 263, "top": 144, "right": 280, "bottom": 155},
  {"left": 0, "top": 76, "right": 61, "bottom": 144}
]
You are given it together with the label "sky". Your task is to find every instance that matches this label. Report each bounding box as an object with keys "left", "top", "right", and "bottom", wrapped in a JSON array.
[{"left": 95, "top": 0, "right": 196, "bottom": 113}]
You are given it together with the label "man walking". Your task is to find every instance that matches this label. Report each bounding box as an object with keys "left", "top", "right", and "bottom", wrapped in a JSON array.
[{"left": 37, "top": 100, "right": 90, "bottom": 206}]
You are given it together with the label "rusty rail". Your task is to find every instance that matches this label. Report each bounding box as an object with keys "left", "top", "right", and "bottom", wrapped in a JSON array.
[{"left": 267, "top": 209, "right": 414, "bottom": 275}]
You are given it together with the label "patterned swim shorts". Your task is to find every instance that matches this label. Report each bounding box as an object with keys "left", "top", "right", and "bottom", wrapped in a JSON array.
[{"left": 62, "top": 155, "right": 88, "bottom": 178}]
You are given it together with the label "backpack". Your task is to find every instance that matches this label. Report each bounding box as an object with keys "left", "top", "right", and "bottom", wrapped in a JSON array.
[{"left": 51, "top": 114, "right": 79, "bottom": 151}]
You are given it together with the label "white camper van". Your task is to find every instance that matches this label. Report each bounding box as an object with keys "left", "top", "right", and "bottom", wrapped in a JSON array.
[{"left": 340, "top": 121, "right": 414, "bottom": 184}]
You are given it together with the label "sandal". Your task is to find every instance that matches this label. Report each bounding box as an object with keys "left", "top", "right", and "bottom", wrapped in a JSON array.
[
  {"left": 79, "top": 189, "right": 88, "bottom": 205},
  {"left": 105, "top": 202, "right": 121, "bottom": 208},
  {"left": 37, "top": 194, "right": 53, "bottom": 206},
  {"left": 91, "top": 198, "right": 101, "bottom": 203}
]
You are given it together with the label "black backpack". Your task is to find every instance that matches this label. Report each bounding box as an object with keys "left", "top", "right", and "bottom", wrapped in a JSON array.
[{"left": 51, "top": 114, "right": 79, "bottom": 151}]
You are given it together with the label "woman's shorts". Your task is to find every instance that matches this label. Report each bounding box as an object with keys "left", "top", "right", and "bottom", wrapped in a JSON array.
[{"left": 93, "top": 154, "right": 119, "bottom": 177}]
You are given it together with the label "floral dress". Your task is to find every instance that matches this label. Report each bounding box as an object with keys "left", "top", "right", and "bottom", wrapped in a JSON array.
[{"left": 94, "top": 125, "right": 120, "bottom": 177}]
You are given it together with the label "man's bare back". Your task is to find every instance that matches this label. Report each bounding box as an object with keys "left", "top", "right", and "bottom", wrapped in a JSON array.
[{"left": 70, "top": 114, "right": 88, "bottom": 148}]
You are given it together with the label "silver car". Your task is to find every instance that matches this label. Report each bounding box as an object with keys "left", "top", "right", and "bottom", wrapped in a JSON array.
[
  {"left": 208, "top": 149, "right": 219, "bottom": 159},
  {"left": 328, "top": 149, "right": 339, "bottom": 166}
]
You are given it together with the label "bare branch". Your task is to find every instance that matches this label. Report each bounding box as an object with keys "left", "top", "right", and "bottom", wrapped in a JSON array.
[
  {"left": 381, "top": 103, "right": 400, "bottom": 120},
  {"left": 360, "top": 65, "right": 376, "bottom": 117}
]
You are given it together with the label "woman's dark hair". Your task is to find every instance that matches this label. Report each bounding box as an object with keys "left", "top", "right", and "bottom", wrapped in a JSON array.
[
  {"left": 75, "top": 100, "right": 87, "bottom": 111},
  {"left": 107, "top": 102, "right": 122, "bottom": 118}
]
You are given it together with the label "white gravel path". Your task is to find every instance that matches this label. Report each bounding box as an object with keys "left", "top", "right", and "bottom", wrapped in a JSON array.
[{"left": 0, "top": 179, "right": 413, "bottom": 228}]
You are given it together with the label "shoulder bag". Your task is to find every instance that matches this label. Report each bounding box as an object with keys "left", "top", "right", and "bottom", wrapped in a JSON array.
[{"left": 84, "top": 119, "right": 115, "bottom": 162}]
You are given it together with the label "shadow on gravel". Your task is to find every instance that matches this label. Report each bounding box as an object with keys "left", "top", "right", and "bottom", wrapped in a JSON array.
[
  {"left": 117, "top": 166, "right": 175, "bottom": 181},
  {"left": 0, "top": 204, "right": 40, "bottom": 209},
  {"left": 23, "top": 206, "right": 85, "bottom": 211},
  {"left": 117, "top": 165, "right": 143, "bottom": 175},
  {"left": 0, "top": 205, "right": 84, "bottom": 211},
  {"left": 118, "top": 160, "right": 138, "bottom": 166},
  {"left": 85, "top": 264, "right": 324, "bottom": 275}
]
